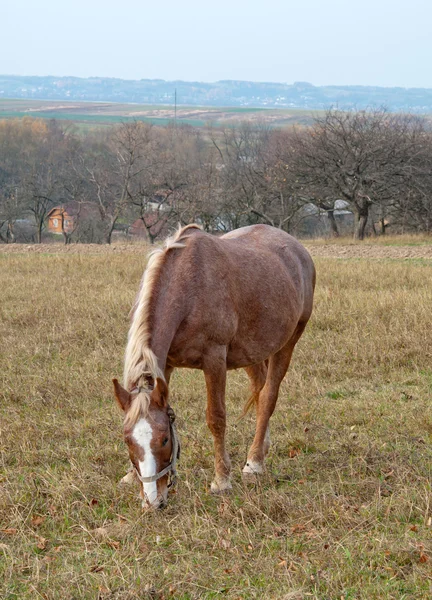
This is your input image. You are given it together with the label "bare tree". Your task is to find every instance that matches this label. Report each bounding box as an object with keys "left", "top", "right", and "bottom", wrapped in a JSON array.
[
  {"left": 290, "top": 109, "right": 427, "bottom": 240},
  {"left": 210, "top": 122, "right": 302, "bottom": 232},
  {"left": 390, "top": 130, "right": 432, "bottom": 233}
]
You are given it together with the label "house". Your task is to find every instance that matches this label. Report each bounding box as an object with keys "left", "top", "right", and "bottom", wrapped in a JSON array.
[
  {"left": 296, "top": 200, "right": 354, "bottom": 237},
  {"left": 130, "top": 219, "right": 147, "bottom": 238},
  {"left": 47, "top": 206, "right": 76, "bottom": 234}
]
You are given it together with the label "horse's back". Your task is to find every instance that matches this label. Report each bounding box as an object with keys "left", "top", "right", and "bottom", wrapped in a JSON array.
[{"left": 221, "top": 224, "right": 315, "bottom": 317}]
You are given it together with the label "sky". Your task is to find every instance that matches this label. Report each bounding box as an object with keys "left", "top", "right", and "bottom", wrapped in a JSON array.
[{"left": 2, "top": 0, "right": 432, "bottom": 88}]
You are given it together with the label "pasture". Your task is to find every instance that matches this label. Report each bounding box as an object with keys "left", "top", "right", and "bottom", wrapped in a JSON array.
[
  {"left": 1, "top": 241, "right": 431, "bottom": 599},
  {"left": 0, "top": 98, "right": 317, "bottom": 129}
]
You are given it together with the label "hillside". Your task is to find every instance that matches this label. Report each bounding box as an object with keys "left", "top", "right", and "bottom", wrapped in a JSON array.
[
  {"left": 0, "top": 98, "right": 318, "bottom": 128},
  {"left": 2, "top": 74, "right": 432, "bottom": 112}
]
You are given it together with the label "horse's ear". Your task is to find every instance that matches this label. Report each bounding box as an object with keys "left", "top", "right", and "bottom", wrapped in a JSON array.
[
  {"left": 153, "top": 377, "right": 168, "bottom": 408},
  {"left": 113, "top": 379, "right": 132, "bottom": 412}
]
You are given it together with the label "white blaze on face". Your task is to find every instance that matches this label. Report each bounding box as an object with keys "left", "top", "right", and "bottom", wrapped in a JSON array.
[{"left": 132, "top": 418, "right": 158, "bottom": 505}]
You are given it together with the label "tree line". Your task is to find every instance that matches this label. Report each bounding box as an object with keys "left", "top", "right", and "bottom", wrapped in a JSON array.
[{"left": 1, "top": 109, "right": 431, "bottom": 244}]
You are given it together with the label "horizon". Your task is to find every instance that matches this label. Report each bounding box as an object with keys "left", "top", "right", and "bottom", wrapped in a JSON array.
[{"left": 2, "top": 73, "right": 432, "bottom": 92}]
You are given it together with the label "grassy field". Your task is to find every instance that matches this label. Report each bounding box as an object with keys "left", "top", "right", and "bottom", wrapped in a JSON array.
[
  {"left": 0, "top": 98, "right": 319, "bottom": 129},
  {"left": 1, "top": 244, "right": 431, "bottom": 599}
]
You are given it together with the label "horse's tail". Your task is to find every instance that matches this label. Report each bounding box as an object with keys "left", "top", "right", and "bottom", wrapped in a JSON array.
[{"left": 241, "top": 390, "right": 260, "bottom": 418}]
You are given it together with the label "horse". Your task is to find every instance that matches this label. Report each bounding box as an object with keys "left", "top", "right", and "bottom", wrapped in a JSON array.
[{"left": 113, "top": 224, "right": 315, "bottom": 508}]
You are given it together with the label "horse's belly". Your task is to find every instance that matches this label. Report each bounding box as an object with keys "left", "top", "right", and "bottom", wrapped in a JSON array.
[{"left": 226, "top": 325, "right": 293, "bottom": 369}]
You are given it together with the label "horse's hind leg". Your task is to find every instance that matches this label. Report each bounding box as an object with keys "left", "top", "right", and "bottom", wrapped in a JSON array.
[
  {"left": 243, "top": 323, "right": 306, "bottom": 475},
  {"left": 244, "top": 362, "right": 268, "bottom": 412},
  {"left": 203, "top": 347, "right": 232, "bottom": 493}
]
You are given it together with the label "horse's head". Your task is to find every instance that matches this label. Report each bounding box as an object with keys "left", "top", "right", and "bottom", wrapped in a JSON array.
[{"left": 113, "top": 377, "right": 179, "bottom": 509}]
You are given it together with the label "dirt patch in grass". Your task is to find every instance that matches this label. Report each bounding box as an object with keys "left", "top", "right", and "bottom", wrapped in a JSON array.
[
  {"left": 0, "top": 242, "right": 149, "bottom": 255},
  {"left": 308, "top": 244, "right": 432, "bottom": 260},
  {"left": 2, "top": 239, "right": 432, "bottom": 260}
]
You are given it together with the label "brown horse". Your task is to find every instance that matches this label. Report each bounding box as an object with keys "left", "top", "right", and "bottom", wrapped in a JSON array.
[{"left": 113, "top": 224, "right": 315, "bottom": 508}]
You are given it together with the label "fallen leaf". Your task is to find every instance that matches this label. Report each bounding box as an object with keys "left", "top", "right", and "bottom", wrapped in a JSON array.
[
  {"left": 107, "top": 540, "right": 120, "bottom": 550},
  {"left": 410, "top": 525, "right": 418, "bottom": 532},
  {"left": 98, "top": 585, "right": 110, "bottom": 595},
  {"left": 36, "top": 537, "right": 47, "bottom": 550},
  {"left": 31, "top": 515, "right": 45, "bottom": 527},
  {"left": 90, "top": 565, "right": 104, "bottom": 573},
  {"left": 289, "top": 448, "right": 300, "bottom": 459},
  {"left": 1, "top": 529, "right": 17, "bottom": 535},
  {"left": 43, "top": 555, "right": 55, "bottom": 563},
  {"left": 419, "top": 552, "right": 429, "bottom": 563},
  {"left": 90, "top": 498, "right": 99, "bottom": 506},
  {"left": 278, "top": 559, "right": 287, "bottom": 568}
]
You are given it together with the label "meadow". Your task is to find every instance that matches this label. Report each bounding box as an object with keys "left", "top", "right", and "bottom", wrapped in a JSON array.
[
  {"left": 0, "top": 98, "right": 318, "bottom": 129},
  {"left": 0, "top": 241, "right": 431, "bottom": 599}
]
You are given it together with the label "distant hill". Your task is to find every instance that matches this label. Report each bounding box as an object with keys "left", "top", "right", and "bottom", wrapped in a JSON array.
[{"left": 1, "top": 75, "right": 432, "bottom": 112}]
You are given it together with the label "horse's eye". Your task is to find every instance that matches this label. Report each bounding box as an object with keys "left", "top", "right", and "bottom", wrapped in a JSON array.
[{"left": 162, "top": 437, "right": 169, "bottom": 447}]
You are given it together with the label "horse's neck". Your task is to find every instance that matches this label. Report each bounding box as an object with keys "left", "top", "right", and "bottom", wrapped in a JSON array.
[{"left": 147, "top": 266, "right": 187, "bottom": 374}]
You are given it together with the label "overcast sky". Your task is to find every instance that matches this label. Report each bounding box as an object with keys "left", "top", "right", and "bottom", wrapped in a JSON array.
[{"left": 2, "top": 0, "right": 431, "bottom": 88}]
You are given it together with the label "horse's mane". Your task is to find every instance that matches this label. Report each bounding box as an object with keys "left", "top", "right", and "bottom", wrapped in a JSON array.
[{"left": 123, "top": 224, "right": 201, "bottom": 426}]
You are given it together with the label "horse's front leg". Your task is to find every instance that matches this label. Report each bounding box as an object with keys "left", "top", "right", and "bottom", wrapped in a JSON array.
[{"left": 203, "top": 347, "right": 232, "bottom": 493}]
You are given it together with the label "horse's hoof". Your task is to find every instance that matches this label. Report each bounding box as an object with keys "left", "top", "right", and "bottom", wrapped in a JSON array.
[
  {"left": 210, "top": 479, "right": 232, "bottom": 494},
  {"left": 119, "top": 470, "right": 136, "bottom": 485},
  {"left": 242, "top": 460, "right": 264, "bottom": 475}
]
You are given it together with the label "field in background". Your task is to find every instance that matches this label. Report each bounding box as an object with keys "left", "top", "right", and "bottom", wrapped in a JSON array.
[
  {"left": 1, "top": 242, "right": 431, "bottom": 599},
  {"left": 0, "top": 98, "right": 319, "bottom": 129}
]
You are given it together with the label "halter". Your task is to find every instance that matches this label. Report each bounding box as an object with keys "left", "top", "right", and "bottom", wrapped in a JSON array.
[{"left": 132, "top": 407, "right": 180, "bottom": 489}]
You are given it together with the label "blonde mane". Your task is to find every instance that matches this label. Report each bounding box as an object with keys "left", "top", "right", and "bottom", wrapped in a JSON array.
[{"left": 123, "top": 224, "right": 201, "bottom": 425}]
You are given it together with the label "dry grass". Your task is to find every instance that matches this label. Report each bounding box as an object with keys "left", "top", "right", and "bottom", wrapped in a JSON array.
[{"left": 0, "top": 247, "right": 431, "bottom": 599}]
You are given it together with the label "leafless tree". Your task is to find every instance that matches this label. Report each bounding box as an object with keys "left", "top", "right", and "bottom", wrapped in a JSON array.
[
  {"left": 290, "top": 109, "right": 428, "bottom": 239},
  {"left": 209, "top": 122, "right": 303, "bottom": 232}
]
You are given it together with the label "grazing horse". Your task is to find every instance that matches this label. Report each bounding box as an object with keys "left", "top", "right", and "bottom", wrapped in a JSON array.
[{"left": 113, "top": 224, "right": 315, "bottom": 508}]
